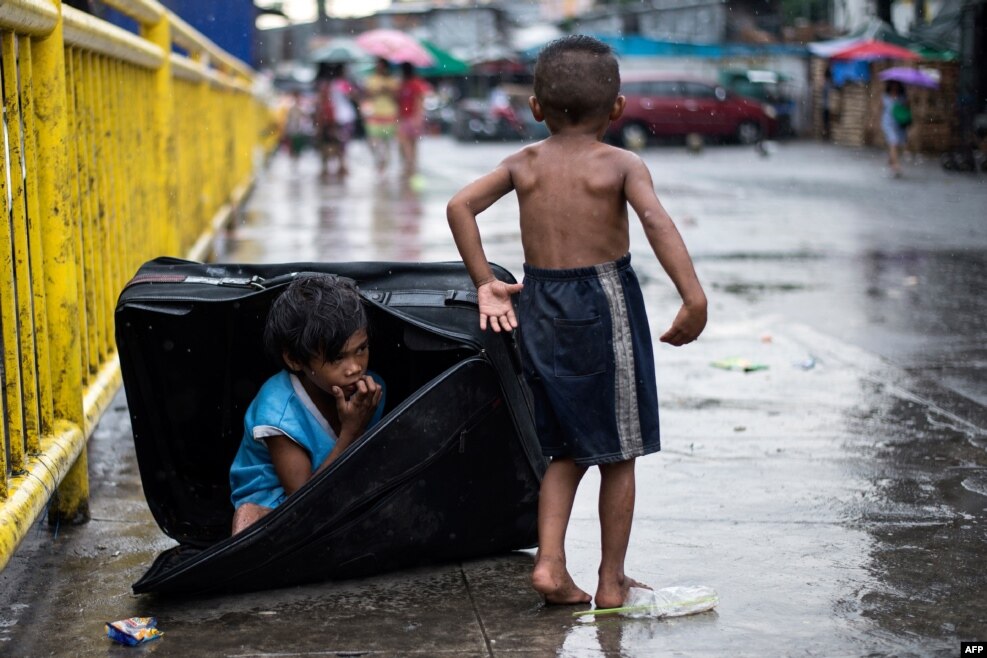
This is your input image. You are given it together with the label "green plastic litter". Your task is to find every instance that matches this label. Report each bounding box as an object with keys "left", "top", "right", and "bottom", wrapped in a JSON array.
[{"left": 711, "top": 357, "right": 769, "bottom": 372}]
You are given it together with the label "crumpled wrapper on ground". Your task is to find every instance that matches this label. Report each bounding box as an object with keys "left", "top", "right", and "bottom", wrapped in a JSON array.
[{"left": 105, "top": 617, "right": 163, "bottom": 646}]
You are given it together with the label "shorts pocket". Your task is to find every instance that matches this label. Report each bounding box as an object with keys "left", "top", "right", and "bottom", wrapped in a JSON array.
[{"left": 554, "top": 316, "right": 606, "bottom": 377}]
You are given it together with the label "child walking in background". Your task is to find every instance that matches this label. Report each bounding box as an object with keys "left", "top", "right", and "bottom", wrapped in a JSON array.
[
  {"left": 283, "top": 90, "right": 313, "bottom": 165},
  {"left": 229, "top": 274, "right": 386, "bottom": 535},
  {"left": 315, "top": 62, "right": 358, "bottom": 178},
  {"left": 446, "top": 35, "right": 707, "bottom": 608}
]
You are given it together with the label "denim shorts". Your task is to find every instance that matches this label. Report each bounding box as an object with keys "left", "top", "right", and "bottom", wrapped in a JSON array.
[{"left": 517, "top": 253, "right": 661, "bottom": 465}]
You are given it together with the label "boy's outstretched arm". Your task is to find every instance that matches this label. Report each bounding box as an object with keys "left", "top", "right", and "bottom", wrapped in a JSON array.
[
  {"left": 447, "top": 164, "right": 524, "bottom": 332},
  {"left": 623, "top": 154, "right": 707, "bottom": 345}
]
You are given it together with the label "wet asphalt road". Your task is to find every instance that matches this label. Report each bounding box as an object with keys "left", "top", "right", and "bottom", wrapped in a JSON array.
[{"left": 1, "top": 137, "right": 985, "bottom": 657}]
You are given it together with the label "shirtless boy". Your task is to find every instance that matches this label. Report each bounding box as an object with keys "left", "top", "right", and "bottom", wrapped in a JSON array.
[{"left": 447, "top": 35, "right": 707, "bottom": 608}]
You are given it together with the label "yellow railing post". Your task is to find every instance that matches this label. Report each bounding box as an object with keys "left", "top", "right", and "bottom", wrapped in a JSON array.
[
  {"left": 1, "top": 31, "right": 40, "bottom": 476},
  {"left": 0, "top": 36, "right": 17, "bottom": 497},
  {"left": 141, "top": 13, "right": 178, "bottom": 256},
  {"left": 1, "top": 0, "right": 276, "bottom": 570},
  {"left": 19, "top": 36, "right": 55, "bottom": 441},
  {"left": 29, "top": 0, "right": 89, "bottom": 524}
]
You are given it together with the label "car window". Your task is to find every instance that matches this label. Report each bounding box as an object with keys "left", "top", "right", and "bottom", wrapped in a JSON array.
[
  {"left": 622, "top": 82, "right": 647, "bottom": 96},
  {"left": 648, "top": 81, "right": 680, "bottom": 97},
  {"left": 732, "top": 80, "right": 761, "bottom": 99},
  {"left": 681, "top": 82, "right": 717, "bottom": 99}
]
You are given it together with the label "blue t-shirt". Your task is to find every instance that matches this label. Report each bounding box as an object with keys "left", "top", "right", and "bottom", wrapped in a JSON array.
[{"left": 229, "top": 370, "right": 386, "bottom": 510}]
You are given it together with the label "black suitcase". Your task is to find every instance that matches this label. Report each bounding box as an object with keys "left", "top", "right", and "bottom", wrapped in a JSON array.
[{"left": 115, "top": 257, "right": 545, "bottom": 595}]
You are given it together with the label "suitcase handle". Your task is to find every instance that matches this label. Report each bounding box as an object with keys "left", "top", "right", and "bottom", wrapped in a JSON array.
[{"left": 362, "top": 289, "right": 478, "bottom": 308}]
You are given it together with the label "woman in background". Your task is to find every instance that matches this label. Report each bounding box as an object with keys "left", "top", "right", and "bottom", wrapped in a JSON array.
[
  {"left": 397, "top": 62, "right": 432, "bottom": 178},
  {"left": 361, "top": 58, "right": 400, "bottom": 173}
]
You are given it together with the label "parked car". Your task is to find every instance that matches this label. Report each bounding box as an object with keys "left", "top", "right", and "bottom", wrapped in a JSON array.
[
  {"left": 718, "top": 68, "right": 797, "bottom": 137},
  {"left": 606, "top": 72, "right": 779, "bottom": 149}
]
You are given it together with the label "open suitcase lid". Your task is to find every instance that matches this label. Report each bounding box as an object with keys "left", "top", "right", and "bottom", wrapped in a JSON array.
[{"left": 116, "top": 258, "right": 545, "bottom": 594}]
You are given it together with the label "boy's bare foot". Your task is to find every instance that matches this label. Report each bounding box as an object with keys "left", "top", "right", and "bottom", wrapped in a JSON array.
[
  {"left": 531, "top": 557, "right": 591, "bottom": 605},
  {"left": 595, "top": 575, "right": 650, "bottom": 609}
]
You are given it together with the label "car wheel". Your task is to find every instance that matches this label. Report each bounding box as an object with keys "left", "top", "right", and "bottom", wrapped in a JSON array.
[
  {"left": 620, "top": 123, "right": 649, "bottom": 151},
  {"left": 736, "top": 121, "right": 762, "bottom": 145}
]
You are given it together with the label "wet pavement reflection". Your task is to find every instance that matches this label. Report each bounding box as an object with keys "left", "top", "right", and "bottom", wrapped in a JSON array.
[{"left": 2, "top": 137, "right": 986, "bottom": 655}]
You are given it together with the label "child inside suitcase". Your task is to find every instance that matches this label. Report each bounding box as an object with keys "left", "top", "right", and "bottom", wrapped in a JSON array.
[
  {"left": 118, "top": 258, "right": 545, "bottom": 594},
  {"left": 229, "top": 274, "right": 386, "bottom": 534}
]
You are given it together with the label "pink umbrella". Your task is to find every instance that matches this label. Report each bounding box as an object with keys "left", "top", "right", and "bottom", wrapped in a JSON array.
[
  {"left": 356, "top": 29, "right": 435, "bottom": 67},
  {"left": 830, "top": 40, "right": 920, "bottom": 61}
]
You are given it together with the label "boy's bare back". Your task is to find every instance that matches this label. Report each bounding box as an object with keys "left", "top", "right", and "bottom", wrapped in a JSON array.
[
  {"left": 447, "top": 34, "right": 705, "bottom": 343},
  {"left": 506, "top": 135, "right": 639, "bottom": 269},
  {"left": 452, "top": 129, "right": 685, "bottom": 272}
]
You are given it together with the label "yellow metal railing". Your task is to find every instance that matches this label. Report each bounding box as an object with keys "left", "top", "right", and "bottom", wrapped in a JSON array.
[{"left": 0, "top": 0, "right": 274, "bottom": 571}]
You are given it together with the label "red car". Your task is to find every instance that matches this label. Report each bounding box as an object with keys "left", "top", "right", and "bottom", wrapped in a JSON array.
[{"left": 607, "top": 72, "right": 779, "bottom": 149}]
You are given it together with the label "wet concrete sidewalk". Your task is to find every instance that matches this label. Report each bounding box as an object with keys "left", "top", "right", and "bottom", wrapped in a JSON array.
[{"left": 2, "top": 140, "right": 986, "bottom": 656}]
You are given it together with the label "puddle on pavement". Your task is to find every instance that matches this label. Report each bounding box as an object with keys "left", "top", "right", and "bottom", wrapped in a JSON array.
[
  {"left": 714, "top": 281, "right": 809, "bottom": 300},
  {"left": 699, "top": 250, "right": 826, "bottom": 262},
  {"left": 839, "top": 381, "right": 987, "bottom": 646}
]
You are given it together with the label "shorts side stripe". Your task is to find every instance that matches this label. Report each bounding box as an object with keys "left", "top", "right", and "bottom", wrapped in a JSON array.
[{"left": 595, "top": 262, "right": 643, "bottom": 459}]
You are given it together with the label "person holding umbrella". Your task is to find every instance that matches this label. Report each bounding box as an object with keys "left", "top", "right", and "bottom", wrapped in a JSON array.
[
  {"left": 355, "top": 32, "right": 434, "bottom": 175},
  {"left": 876, "top": 66, "right": 937, "bottom": 179},
  {"left": 881, "top": 79, "right": 911, "bottom": 178}
]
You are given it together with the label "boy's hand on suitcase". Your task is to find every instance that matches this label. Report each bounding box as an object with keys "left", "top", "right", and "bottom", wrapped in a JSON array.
[
  {"left": 332, "top": 375, "right": 383, "bottom": 437},
  {"left": 477, "top": 280, "right": 524, "bottom": 332}
]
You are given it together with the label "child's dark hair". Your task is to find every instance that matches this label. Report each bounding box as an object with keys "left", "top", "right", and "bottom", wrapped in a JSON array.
[
  {"left": 264, "top": 274, "right": 367, "bottom": 371},
  {"left": 533, "top": 35, "right": 620, "bottom": 124}
]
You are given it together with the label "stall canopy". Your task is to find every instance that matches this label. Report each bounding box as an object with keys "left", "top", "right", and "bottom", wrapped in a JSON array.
[
  {"left": 808, "top": 18, "right": 955, "bottom": 60},
  {"left": 418, "top": 40, "right": 470, "bottom": 77},
  {"left": 311, "top": 37, "right": 370, "bottom": 64},
  {"left": 830, "top": 40, "right": 921, "bottom": 60},
  {"left": 523, "top": 34, "right": 806, "bottom": 60}
]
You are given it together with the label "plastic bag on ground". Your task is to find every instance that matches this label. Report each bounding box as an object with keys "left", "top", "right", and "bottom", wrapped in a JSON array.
[{"left": 621, "top": 585, "right": 719, "bottom": 618}]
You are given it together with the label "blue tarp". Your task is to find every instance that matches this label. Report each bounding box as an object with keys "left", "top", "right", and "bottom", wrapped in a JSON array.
[
  {"left": 523, "top": 34, "right": 809, "bottom": 60},
  {"left": 830, "top": 59, "right": 872, "bottom": 85}
]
